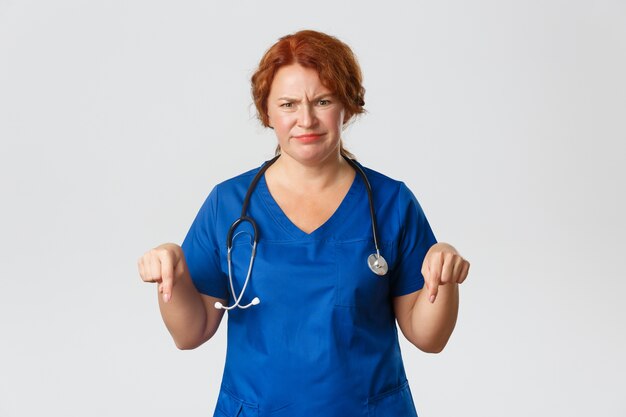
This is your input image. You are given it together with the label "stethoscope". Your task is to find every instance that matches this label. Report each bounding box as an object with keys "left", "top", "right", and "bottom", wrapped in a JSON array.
[{"left": 214, "top": 154, "right": 388, "bottom": 310}]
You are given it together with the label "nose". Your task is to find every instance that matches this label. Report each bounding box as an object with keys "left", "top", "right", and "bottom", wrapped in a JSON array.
[{"left": 297, "top": 104, "right": 316, "bottom": 128}]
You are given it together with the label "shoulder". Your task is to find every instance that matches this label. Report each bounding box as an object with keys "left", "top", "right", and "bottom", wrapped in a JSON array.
[
  {"left": 206, "top": 165, "right": 263, "bottom": 202},
  {"left": 357, "top": 163, "right": 413, "bottom": 201},
  {"left": 194, "top": 165, "right": 263, "bottom": 217},
  {"left": 356, "top": 162, "right": 428, "bottom": 229},
  {"left": 214, "top": 166, "right": 260, "bottom": 191}
]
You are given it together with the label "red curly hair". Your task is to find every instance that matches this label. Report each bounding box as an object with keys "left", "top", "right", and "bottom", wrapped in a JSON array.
[{"left": 251, "top": 30, "right": 365, "bottom": 156}]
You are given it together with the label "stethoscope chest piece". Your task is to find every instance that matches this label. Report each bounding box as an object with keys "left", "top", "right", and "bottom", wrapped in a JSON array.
[{"left": 368, "top": 253, "right": 388, "bottom": 276}]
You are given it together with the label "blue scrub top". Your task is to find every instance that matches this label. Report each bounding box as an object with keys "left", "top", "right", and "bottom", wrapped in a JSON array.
[{"left": 182, "top": 161, "right": 437, "bottom": 417}]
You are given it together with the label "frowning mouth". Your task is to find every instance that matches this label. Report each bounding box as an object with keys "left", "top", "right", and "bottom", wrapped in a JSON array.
[{"left": 293, "top": 133, "right": 324, "bottom": 143}]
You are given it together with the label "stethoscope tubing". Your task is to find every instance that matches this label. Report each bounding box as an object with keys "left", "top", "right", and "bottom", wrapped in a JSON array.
[
  {"left": 342, "top": 157, "right": 383, "bottom": 260},
  {"left": 217, "top": 154, "right": 386, "bottom": 310}
]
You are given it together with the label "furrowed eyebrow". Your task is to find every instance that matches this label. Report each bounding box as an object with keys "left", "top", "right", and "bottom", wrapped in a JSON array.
[{"left": 276, "top": 94, "right": 334, "bottom": 102}]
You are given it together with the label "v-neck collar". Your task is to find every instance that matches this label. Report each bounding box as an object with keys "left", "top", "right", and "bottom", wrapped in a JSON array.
[{"left": 257, "top": 169, "right": 362, "bottom": 241}]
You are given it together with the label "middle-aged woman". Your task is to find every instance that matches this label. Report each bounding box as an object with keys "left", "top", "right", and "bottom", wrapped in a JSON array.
[{"left": 139, "top": 30, "right": 470, "bottom": 416}]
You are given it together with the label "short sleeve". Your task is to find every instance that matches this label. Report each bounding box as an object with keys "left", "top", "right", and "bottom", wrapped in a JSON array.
[
  {"left": 181, "top": 187, "right": 229, "bottom": 300},
  {"left": 390, "top": 183, "right": 437, "bottom": 297}
]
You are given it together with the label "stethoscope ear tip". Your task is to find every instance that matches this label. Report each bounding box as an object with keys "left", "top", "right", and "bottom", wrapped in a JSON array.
[
  {"left": 215, "top": 301, "right": 224, "bottom": 309},
  {"left": 251, "top": 297, "right": 260, "bottom": 305}
]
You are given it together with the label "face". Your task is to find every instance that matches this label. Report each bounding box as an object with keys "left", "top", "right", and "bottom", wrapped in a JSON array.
[{"left": 267, "top": 64, "right": 346, "bottom": 166}]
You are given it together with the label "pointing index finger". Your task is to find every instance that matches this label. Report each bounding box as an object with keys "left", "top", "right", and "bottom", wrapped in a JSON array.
[
  {"left": 159, "top": 250, "right": 175, "bottom": 303},
  {"left": 428, "top": 251, "right": 444, "bottom": 303}
]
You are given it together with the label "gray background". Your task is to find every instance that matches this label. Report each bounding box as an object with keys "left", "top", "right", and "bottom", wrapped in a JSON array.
[{"left": 1, "top": 1, "right": 625, "bottom": 416}]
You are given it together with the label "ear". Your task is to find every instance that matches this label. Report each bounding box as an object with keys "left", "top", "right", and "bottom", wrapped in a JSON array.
[{"left": 342, "top": 110, "right": 352, "bottom": 125}]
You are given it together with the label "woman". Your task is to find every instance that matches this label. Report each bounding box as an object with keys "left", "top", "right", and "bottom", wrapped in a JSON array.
[{"left": 139, "top": 30, "right": 469, "bottom": 417}]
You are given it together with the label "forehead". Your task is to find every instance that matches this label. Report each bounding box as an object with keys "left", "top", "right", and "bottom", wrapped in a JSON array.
[{"left": 269, "top": 64, "right": 332, "bottom": 97}]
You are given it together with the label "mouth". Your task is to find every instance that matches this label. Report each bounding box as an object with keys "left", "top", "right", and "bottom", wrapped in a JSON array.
[{"left": 293, "top": 133, "right": 324, "bottom": 143}]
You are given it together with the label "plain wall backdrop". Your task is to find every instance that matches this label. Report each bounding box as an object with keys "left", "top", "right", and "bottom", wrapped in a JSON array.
[{"left": 1, "top": 1, "right": 625, "bottom": 416}]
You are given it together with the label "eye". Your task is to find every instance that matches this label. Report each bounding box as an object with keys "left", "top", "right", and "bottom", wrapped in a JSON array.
[
  {"left": 280, "top": 102, "right": 293, "bottom": 108},
  {"left": 318, "top": 99, "right": 331, "bottom": 106}
]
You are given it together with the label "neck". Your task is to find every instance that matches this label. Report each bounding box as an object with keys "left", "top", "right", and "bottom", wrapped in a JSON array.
[{"left": 267, "top": 151, "right": 353, "bottom": 192}]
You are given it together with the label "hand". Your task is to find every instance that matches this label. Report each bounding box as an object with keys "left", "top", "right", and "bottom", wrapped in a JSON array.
[
  {"left": 421, "top": 243, "right": 470, "bottom": 303},
  {"left": 138, "top": 243, "right": 186, "bottom": 303}
]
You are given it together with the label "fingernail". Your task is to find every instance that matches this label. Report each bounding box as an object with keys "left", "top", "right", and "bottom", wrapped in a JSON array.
[
  {"left": 429, "top": 295, "right": 436, "bottom": 303},
  {"left": 163, "top": 293, "right": 171, "bottom": 303}
]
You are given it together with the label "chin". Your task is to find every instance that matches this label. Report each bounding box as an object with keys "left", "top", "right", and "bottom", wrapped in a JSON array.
[
  {"left": 283, "top": 149, "right": 336, "bottom": 166},
  {"left": 282, "top": 142, "right": 340, "bottom": 164}
]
